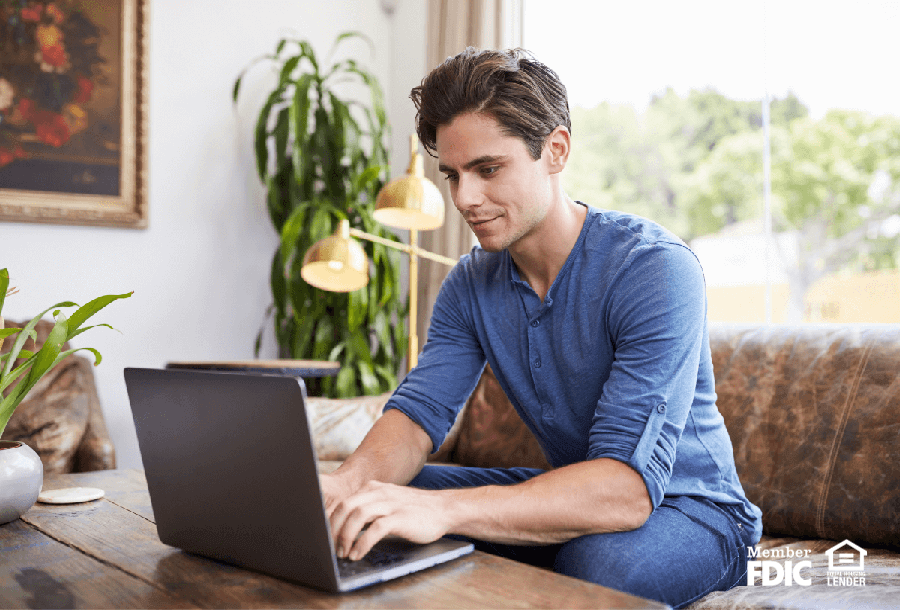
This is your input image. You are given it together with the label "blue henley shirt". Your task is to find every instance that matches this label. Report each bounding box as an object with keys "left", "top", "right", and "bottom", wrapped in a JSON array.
[{"left": 384, "top": 203, "right": 763, "bottom": 543}]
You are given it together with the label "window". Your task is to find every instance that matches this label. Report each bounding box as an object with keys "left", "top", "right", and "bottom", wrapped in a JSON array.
[{"left": 524, "top": 0, "right": 900, "bottom": 323}]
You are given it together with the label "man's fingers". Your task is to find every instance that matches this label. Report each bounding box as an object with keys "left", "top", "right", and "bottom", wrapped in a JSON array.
[
  {"left": 348, "top": 515, "right": 392, "bottom": 561},
  {"left": 328, "top": 481, "right": 447, "bottom": 560},
  {"left": 336, "top": 503, "right": 372, "bottom": 557},
  {"left": 328, "top": 488, "right": 361, "bottom": 551},
  {"left": 333, "top": 496, "right": 388, "bottom": 558},
  {"left": 324, "top": 496, "right": 340, "bottom": 520}
]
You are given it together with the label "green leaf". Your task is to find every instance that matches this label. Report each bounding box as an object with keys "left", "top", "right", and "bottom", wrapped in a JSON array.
[
  {"left": 1, "top": 301, "right": 75, "bottom": 379},
  {"left": 312, "top": 316, "right": 334, "bottom": 360},
  {"left": 280, "top": 202, "right": 310, "bottom": 266},
  {"left": 0, "top": 352, "right": 36, "bottom": 395},
  {"left": 254, "top": 88, "right": 283, "bottom": 180},
  {"left": 278, "top": 55, "right": 302, "bottom": 86},
  {"left": 0, "top": 328, "right": 21, "bottom": 341},
  {"left": 374, "top": 363, "right": 397, "bottom": 389},
  {"left": 328, "top": 342, "right": 346, "bottom": 362},
  {"left": 273, "top": 107, "right": 290, "bottom": 174},
  {"left": 54, "top": 346, "right": 103, "bottom": 368},
  {"left": 309, "top": 206, "right": 334, "bottom": 242},
  {"left": 289, "top": 74, "right": 314, "bottom": 184},
  {"left": 67, "top": 323, "right": 116, "bottom": 341},
  {"left": 254, "top": 305, "right": 275, "bottom": 358},
  {"left": 347, "top": 287, "right": 367, "bottom": 331},
  {"left": 291, "top": 313, "right": 316, "bottom": 359},
  {"left": 232, "top": 71, "right": 244, "bottom": 103},
  {"left": 374, "top": 309, "right": 391, "bottom": 350},
  {"left": 231, "top": 52, "right": 277, "bottom": 104},
  {"left": 270, "top": 249, "right": 287, "bottom": 321},
  {"left": 25, "top": 311, "right": 68, "bottom": 385},
  {"left": 353, "top": 165, "right": 383, "bottom": 196},
  {"left": 0, "top": 268, "right": 9, "bottom": 313},
  {"left": 66, "top": 293, "right": 132, "bottom": 341},
  {"left": 0, "top": 348, "right": 33, "bottom": 365},
  {"left": 298, "top": 41, "right": 319, "bottom": 73},
  {"left": 335, "top": 366, "right": 356, "bottom": 397},
  {"left": 327, "top": 31, "right": 373, "bottom": 64},
  {"left": 350, "top": 329, "right": 374, "bottom": 365},
  {"left": 358, "top": 360, "right": 379, "bottom": 395}
]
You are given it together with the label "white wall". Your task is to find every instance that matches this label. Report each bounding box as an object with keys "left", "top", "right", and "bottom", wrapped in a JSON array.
[{"left": 0, "top": 0, "right": 427, "bottom": 469}]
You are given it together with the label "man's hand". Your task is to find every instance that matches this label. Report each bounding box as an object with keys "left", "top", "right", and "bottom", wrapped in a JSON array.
[
  {"left": 328, "top": 480, "right": 452, "bottom": 561},
  {"left": 319, "top": 471, "right": 359, "bottom": 522}
]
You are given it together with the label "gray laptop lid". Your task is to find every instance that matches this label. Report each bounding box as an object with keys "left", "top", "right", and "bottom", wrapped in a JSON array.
[{"left": 124, "top": 367, "right": 472, "bottom": 593}]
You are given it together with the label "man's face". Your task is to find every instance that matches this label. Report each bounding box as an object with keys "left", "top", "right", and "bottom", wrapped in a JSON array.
[{"left": 436, "top": 112, "right": 555, "bottom": 253}]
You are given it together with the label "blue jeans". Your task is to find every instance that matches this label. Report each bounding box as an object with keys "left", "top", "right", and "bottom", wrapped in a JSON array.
[{"left": 411, "top": 464, "right": 752, "bottom": 609}]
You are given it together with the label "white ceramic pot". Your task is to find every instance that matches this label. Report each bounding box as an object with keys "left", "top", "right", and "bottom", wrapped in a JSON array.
[{"left": 0, "top": 440, "right": 44, "bottom": 525}]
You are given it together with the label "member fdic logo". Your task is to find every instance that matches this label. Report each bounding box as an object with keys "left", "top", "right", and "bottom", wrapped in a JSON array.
[{"left": 747, "top": 540, "right": 868, "bottom": 587}]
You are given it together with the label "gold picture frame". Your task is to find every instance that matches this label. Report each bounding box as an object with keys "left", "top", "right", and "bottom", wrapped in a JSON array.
[{"left": 0, "top": 0, "right": 148, "bottom": 228}]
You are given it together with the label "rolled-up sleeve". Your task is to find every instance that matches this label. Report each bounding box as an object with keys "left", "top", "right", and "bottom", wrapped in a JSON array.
[
  {"left": 383, "top": 259, "right": 486, "bottom": 453},
  {"left": 586, "top": 242, "right": 707, "bottom": 509}
]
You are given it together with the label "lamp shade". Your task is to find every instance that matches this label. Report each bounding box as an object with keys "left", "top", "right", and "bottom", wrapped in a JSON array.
[
  {"left": 374, "top": 135, "right": 445, "bottom": 231},
  {"left": 300, "top": 221, "right": 369, "bottom": 292}
]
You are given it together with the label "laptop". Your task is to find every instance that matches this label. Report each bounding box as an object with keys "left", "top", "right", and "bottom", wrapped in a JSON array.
[{"left": 123, "top": 367, "right": 473, "bottom": 592}]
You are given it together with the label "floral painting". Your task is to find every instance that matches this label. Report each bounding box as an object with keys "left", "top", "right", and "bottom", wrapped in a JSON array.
[{"left": 0, "top": 0, "right": 147, "bottom": 228}]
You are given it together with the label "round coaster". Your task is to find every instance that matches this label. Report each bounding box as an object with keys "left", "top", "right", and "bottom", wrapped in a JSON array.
[{"left": 38, "top": 487, "right": 105, "bottom": 504}]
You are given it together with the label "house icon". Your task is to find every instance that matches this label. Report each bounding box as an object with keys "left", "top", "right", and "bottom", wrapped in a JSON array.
[{"left": 826, "top": 540, "right": 866, "bottom": 572}]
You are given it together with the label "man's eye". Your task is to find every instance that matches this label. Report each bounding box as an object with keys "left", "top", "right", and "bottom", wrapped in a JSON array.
[
  {"left": 481, "top": 166, "right": 498, "bottom": 176},
  {"left": 443, "top": 173, "right": 459, "bottom": 183}
]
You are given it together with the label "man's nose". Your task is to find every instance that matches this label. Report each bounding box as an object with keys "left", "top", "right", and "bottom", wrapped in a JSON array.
[{"left": 453, "top": 175, "right": 482, "bottom": 213}]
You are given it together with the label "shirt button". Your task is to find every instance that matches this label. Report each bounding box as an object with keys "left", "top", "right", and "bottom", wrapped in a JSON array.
[
  {"left": 531, "top": 320, "right": 540, "bottom": 327},
  {"left": 657, "top": 404, "right": 666, "bottom": 413},
  {"left": 534, "top": 359, "right": 542, "bottom": 368}
]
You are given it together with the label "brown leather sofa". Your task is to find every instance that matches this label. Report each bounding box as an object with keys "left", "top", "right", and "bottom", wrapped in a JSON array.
[
  {"left": 0, "top": 319, "right": 116, "bottom": 473},
  {"left": 311, "top": 324, "right": 900, "bottom": 608}
]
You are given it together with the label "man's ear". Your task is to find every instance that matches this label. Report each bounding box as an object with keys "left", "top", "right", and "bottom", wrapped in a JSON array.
[{"left": 544, "top": 126, "right": 571, "bottom": 175}]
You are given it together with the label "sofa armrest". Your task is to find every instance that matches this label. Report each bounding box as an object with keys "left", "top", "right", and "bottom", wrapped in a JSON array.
[{"left": 72, "top": 356, "right": 116, "bottom": 471}]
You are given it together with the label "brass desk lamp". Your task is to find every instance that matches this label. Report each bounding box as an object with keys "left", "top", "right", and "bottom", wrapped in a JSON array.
[{"left": 301, "top": 136, "right": 456, "bottom": 370}]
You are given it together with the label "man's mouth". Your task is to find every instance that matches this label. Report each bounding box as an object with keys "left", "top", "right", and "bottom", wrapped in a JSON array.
[{"left": 469, "top": 217, "right": 496, "bottom": 227}]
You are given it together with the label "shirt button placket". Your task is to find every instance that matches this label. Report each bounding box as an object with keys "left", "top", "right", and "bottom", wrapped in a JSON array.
[
  {"left": 530, "top": 317, "right": 542, "bottom": 369},
  {"left": 529, "top": 311, "right": 552, "bottom": 421}
]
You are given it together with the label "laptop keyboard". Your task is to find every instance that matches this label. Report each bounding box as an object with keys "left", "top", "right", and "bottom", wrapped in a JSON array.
[{"left": 336, "top": 541, "right": 411, "bottom": 578}]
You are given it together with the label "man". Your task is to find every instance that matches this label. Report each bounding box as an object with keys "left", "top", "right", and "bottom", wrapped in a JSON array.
[{"left": 321, "top": 47, "right": 762, "bottom": 608}]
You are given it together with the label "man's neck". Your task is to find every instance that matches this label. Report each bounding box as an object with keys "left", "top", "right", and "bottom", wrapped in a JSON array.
[{"left": 509, "top": 197, "right": 587, "bottom": 303}]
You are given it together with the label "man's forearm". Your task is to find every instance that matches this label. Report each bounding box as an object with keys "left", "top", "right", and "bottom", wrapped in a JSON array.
[
  {"left": 331, "top": 409, "right": 432, "bottom": 493},
  {"left": 443, "top": 458, "right": 652, "bottom": 545}
]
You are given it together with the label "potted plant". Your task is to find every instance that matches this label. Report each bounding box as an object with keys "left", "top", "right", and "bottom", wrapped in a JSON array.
[
  {"left": 0, "top": 268, "right": 130, "bottom": 524},
  {"left": 233, "top": 32, "right": 408, "bottom": 398}
]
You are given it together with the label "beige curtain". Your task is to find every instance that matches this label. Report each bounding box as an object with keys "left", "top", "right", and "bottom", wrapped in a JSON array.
[{"left": 416, "top": 0, "right": 524, "bottom": 347}]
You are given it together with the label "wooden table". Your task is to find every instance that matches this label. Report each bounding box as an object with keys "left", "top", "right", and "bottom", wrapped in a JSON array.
[{"left": 0, "top": 469, "right": 667, "bottom": 609}]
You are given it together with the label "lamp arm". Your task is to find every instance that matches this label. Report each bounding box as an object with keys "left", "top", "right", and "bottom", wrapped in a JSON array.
[{"left": 348, "top": 228, "right": 457, "bottom": 267}]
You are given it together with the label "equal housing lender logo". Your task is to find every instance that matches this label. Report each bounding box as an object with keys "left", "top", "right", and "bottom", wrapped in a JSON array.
[{"left": 747, "top": 540, "right": 868, "bottom": 587}]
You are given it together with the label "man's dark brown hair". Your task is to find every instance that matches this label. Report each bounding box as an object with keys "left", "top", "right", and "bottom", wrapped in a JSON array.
[{"left": 410, "top": 47, "right": 571, "bottom": 161}]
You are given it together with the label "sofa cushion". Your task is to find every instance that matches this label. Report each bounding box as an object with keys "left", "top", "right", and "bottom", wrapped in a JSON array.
[
  {"left": 709, "top": 324, "right": 900, "bottom": 549},
  {"left": 306, "top": 393, "right": 391, "bottom": 461},
  {"left": 307, "top": 392, "right": 462, "bottom": 462}
]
